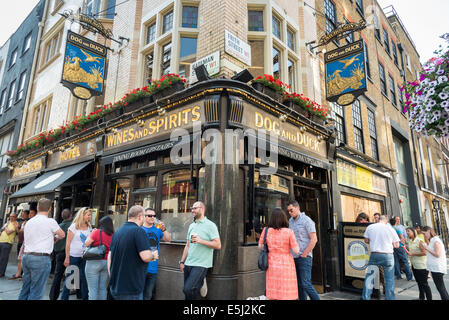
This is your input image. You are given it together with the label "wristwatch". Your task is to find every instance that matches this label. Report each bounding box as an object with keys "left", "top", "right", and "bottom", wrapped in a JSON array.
[{"left": 179, "top": 261, "right": 185, "bottom": 265}]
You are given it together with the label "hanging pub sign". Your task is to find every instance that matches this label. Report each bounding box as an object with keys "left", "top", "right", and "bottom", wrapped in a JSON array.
[
  {"left": 61, "top": 30, "right": 107, "bottom": 100},
  {"left": 325, "top": 40, "right": 367, "bottom": 106},
  {"left": 60, "top": 10, "right": 114, "bottom": 40},
  {"left": 318, "top": 20, "right": 366, "bottom": 47}
]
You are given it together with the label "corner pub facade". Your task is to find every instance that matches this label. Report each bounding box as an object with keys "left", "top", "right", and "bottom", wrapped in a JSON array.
[{"left": 6, "top": 78, "right": 336, "bottom": 299}]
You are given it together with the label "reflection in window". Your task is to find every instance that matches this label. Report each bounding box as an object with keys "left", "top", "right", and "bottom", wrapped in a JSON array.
[
  {"left": 182, "top": 6, "right": 198, "bottom": 28},
  {"left": 287, "top": 28, "right": 295, "bottom": 51},
  {"left": 272, "top": 47, "right": 281, "bottom": 80},
  {"left": 272, "top": 15, "right": 281, "bottom": 39},
  {"left": 163, "top": 10, "right": 174, "bottom": 34},
  {"left": 161, "top": 170, "right": 196, "bottom": 241},
  {"left": 248, "top": 10, "right": 264, "bottom": 31},
  {"left": 246, "top": 170, "right": 290, "bottom": 243},
  {"left": 108, "top": 179, "right": 131, "bottom": 229},
  {"left": 288, "top": 59, "right": 295, "bottom": 91},
  {"left": 161, "top": 42, "right": 172, "bottom": 75},
  {"left": 146, "top": 23, "right": 156, "bottom": 44},
  {"left": 145, "top": 52, "right": 154, "bottom": 83},
  {"left": 179, "top": 37, "right": 197, "bottom": 79}
]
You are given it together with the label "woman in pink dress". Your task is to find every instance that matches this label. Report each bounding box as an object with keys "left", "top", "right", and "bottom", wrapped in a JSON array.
[{"left": 259, "top": 208, "right": 299, "bottom": 300}]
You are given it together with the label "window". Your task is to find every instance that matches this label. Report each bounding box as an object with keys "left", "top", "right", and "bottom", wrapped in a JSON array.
[
  {"left": 324, "top": 0, "right": 337, "bottom": 35},
  {"left": 105, "top": 0, "right": 116, "bottom": 19},
  {"left": 352, "top": 100, "right": 364, "bottom": 153},
  {"left": 133, "top": 174, "right": 157, "bottom": 209},
  {"left": 248, "top": 10, "right": 264, "bottom": 31},
  {"left": 0, "top": 90, "right": 6, "bottom": 114},
  {"left": 356, "top": 0, "right": 364, "bottom": 16},
  {"left": 287, "top": 59, "right": 296, "bottom": 92},
  {"left": 406, "top": 54, "right": 411, "bottom": 71},
  {"left": 379, "top": 62, "right": 387, "bottom": 96},
  {"left": 345, "top": 18, "right": 354, "bottom": 44},
  {"left": 373, "top": 14, "right": 381, "bottom": 41},
  {"left": 392, "top": 42, "right": 399, "bottom": 66},
  {"left": 179, "top": 36, "right": 197, "bottom": 79},
  {"left": 0, "top": 132, "right": 13, "bottom": 168},
  {"left": 287, "top": 28, "right": 295, "bottom": 51},
  {"left": 367, "top": 109, "right": 379, "bottom": 160},
  {"left": 86, "top": 0, "right": 100, "bottom": 17},
  {"left": 9, "top": 48, "right": 18, "bottom": 68},
  {"left": 364, "top": 42, "right": 371, "bottom": 79},
  {"left": 32, "top": 97, "right": 51, "bottom": 135},
  {"left": 146, "top": 23, "right": 156, "bottom": 44},
  {"left": 389, "top": 75, "right": 397, "bottom": 106},
  {"left": 7, "top": 80, "right": 16, "bottom": 109},
  {"left": 163, "top": 10, "right": 174, "bottom": 34},
  {"left": 383, "top": 28, "right": 390, "bottom": 54},
  {"left": 16, "top": 71, "right": 27, "bottom": 101},
  {"left": 182, "top": 6, "right": 198, "bottom": 28},
  {"left": 145, "top": 52, "right": 154, "bottom": 83},
  {"left": 272, "top": 15, "right": 281, "bottom": 40},
  {"left": 108, "top": 178, "right": 131, "bottom": 228},
  {"left": 43, "top": 29, "right": 62, "bottom": 64},
  {"left": 161, "top": 42, "right": 172, "bottom": 75},
  {"left": 332, "top": 102, "right": 346, "bottom": 146},
  {"left": 23, "top": 32, "right": 32, "bottom": 54},
  {"left": 161, "top": 169, "right": 197, "bottom": 241},
  {"left": 272, "top": 47, "right": 281, "bottom": 79}
]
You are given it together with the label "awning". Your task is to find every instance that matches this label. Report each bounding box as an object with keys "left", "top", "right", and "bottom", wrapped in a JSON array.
[{"left": 9, "top": 161, "right": 92, "bottom": 199}]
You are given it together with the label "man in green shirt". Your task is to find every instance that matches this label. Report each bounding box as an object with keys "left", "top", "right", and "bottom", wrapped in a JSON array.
[
  {"left": 49, "top": 209, "right": 73, "bottom": 300},
  {"left": 179, "top": 201, "right": 221, "bottom": 300}
]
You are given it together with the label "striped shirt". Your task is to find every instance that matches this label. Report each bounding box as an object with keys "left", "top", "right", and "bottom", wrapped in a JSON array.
[{"left": 289, "top": 212, "right": 316, "bottom": 258}]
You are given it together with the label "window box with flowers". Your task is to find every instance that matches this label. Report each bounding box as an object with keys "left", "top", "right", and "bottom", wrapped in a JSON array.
[
  {"left": 101, "top": 102, "right": 124, "bottom": 122},
  {"left": 402, "top": 34, "right": 449, "bottom": 137},
  {"left": 148, "top": 74, "right": 186, "bottom": 101},
  {"left": 251, "top": 74, "right": 289, "bottom": 102},
  {"left": 121, "top": 86, "right": 153, "bottom": 113},
  {"left": 282, "top": 92, "right": 329, "bottom": 125}
]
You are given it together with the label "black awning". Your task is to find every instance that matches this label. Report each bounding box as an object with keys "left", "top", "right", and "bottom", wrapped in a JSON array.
[{"left": 9, "top": 161, "right": 92, "bottom": 199}]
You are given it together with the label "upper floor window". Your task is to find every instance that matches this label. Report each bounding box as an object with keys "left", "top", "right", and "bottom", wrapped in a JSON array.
[
  {"left": 332, "top": 102, "right": 346, "bottom": 146},
  {"left": 345, "top": 18, "right": 354, "bottom": 44},
  {"left": 182, "top": 6, "right": 198, "bottom": 28},
  {"left": 389, "top": 75, "right": 397, "bottom": 106},
  {"left": 7, "top": 80, "right": 16, "bottom": 109},
  {"left": 23, "top": 32, "right": 32, "bottom": 54},
  {"left": 43, "top": 29, "right": 62, "bottom": 65},
  {"left": 379, "top": 62, "right": 387, "bottom": 96},
  {"left": 392, "top": 43, "right": 399, "bottom": 66},
  {"left": 287, "top": 28, "right": 295, "bottom": 51},
  {"left": 105, "top": 0, "right": 116, "bottom": 19},
  {"left": 163, "top": 10, "right": 174, "bottom": 34},
  {"left": 324, "top": 0, "right": 337, "bottom": 35},
  {"left": 364, "top": 41, "right": 371, "bottom": 79},
  {"left": 272, "top": 46, "right": 281, "bottom": 79},
  {"left": 373, "top": 14, "right": 381, "bottom": 41},
  {"left": 367, "top": 108, "right": 379, "bottom": 160},
  {"left": 272, "top": 15, "right": 281, "bottom": 40},
  {"left": 9, "top": 48, "right": 18, "bottom": 68},
  {"left": 146, "top": 23, "right": 156, "bottom": 44},
  {"left": 0, "top": 89, "right": 6, "bottom": 114},
  {"left": 383, "top": 28, "right": 390, "bottom": 54},
  {"left": 16, "top": 71, "right": 27, "bottom": 101},
  {"left": 86, "top": 0, "right": 101, "bottom": 18},
  {"left": 0, "top": 132, "right": 14, "bottom": 168},
  {"left": 161, "top": 42, "right": 172, "bottom": 75},
  {"left": 248, "top": 10, "right": 264, "bottom": 31},
  {"left": 352, "top": 100, "right": 364, "bottom": 153},
  {"left": 356, "top": 0, "right": 364, "bottom": 16},
  {"left": 32, "top": 97, "right": 51, "bottom": 136}
]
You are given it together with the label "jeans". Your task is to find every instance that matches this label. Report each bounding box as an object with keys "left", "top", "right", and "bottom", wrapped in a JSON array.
[
  {"left": 49, "top": 251, "right": 66, "bottom": 300},
  {"left": 85, "top": 259, "right": 109, "bottom": 300},
  {"left": 362, "top": 253, "right": 395, "bottom": 300},
  {"left": 143, "top": 273, "right": 158, "bottom": 300},
  {"left": 183, "top": 265, "right": 208, "bottom": 300},
  {"left": 393, "top": 247, "right": 413, "bottom": 280},
  {"left": 294, "top": 256, "right": 320, "bottom": 300},
  {"left": 0, "top": 242, "right": 12, "bottom": 276},
  {"left": 18, "top": 254, "right": 51, "bottom": 300},
  {"left": 412, "top": 267, "right": 432, "bottom": 300},
  {"left": 431, "top": 272, "right": 449, "bottom": 300},
  {"left": 112, "top": 292, "right": 143, "bottom": 300},
  {"left": 60, "top": 256, "right": 89, "bottom": 300}
]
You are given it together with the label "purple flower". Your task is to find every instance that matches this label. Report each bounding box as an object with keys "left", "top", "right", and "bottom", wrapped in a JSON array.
[{"left": 420, "top": 74, "right": 427, "bottom": 81}]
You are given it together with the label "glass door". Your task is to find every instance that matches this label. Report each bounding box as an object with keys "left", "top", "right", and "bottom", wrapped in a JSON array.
[{"left": 108, "top": 178, "right": 131, "bottom": 229}]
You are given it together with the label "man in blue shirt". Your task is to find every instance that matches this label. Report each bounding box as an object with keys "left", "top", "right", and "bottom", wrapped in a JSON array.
[
  {"left": 287, "top": 200, "right": 320, "bottom": 300},
  {"left": 390, "top": 218, "right": 413, "bottom": 281},
  {"left": 141, "top": 208, "right": 171, "bottom": 300},
  {"left": 107, "top": 205, "right": 158, "bottom": 300}
]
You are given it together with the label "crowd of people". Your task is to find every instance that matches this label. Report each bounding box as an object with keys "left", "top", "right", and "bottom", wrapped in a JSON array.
[{"left": 1, "top": 197, "right": 448, "bottom": 300}]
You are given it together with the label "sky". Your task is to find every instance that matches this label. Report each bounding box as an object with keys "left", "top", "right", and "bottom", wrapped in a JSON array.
[{"left": 0, "top": 1, "right": 448, "bottom": 64}]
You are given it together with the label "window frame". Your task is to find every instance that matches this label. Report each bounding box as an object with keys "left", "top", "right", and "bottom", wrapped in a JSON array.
[
  {"left": 7, "top": 80, "right": 16, "bottom": 109},
  {"left": 23, "top": 32, "right": 32, "bottom": 54},
  {"left": 248, "top": 10, "right": 264, "bottom": 32},
  {"left": 367, "top": 108, "right": 379, "bottom": 160},
  {"left": 383, "top": 28, "right": 390, "bottom": 55},
  {"left": 389, "top": 74, "right": 397, "bottom": 107},
  {"left": 162, "top": 10, "right": 174, "bottom": 35},
  {"left": 351, "top": 99, "right": 364, "bottom": 153},
  {"left": 32, "top": 96, "right": 51, "bottom": 136},
  {"left": 324, "top": 0, "right": 337, "bottom": 36},
  {"left": 332, "top": 102, "right": 347, "bottom": 146},
  {"left": 181, "top": 5, "right": 199, "bottom": 29},
  {"left": 16, "top": 71, "right": 27, "bottom": 102},
  {"left": 379, "top": 62, "right": 387, "bottom": 96},
  {"left": 9, "top": 48, "right": 18, "bottom": 68}
]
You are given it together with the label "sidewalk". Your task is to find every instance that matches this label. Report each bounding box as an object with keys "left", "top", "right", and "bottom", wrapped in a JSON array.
[{"left": 1, "top": 257, "right": 448, "bottom": 300}]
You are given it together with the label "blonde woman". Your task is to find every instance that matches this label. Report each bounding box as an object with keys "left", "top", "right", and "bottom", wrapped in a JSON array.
[{"left": 60, "top": 207, "right": 92, "bottom": 300}]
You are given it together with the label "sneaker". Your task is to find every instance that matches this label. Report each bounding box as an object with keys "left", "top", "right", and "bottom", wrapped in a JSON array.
[{"left": 200, "top": 278, "right": 208, "bottom": 297}]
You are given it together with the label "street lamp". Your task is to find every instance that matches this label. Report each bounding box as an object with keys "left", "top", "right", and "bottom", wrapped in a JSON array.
[{"left": 432, "top": 198, "right": 442, "bottom": 236}]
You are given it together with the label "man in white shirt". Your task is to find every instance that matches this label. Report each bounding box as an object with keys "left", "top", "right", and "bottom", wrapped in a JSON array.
[
  {"left": 362, "top": 215, "right": 400, "bottom": 300},
  {"left": 18, "top": 198, "right": 65, "bottom": 300}
]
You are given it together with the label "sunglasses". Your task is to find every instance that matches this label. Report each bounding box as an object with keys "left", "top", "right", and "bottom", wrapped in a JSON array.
[{"left": 145, "top": 214, "right": 156, "bottom": 217}]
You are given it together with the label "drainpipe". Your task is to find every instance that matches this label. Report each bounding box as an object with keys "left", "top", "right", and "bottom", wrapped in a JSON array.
[{"left": 17, "top": 0, "right": 49, "bottom": 146}]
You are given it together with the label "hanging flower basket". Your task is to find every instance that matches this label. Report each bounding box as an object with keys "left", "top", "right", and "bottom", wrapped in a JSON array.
[
  {"left": 402, "top": 34, "right": 449, "bottom": 137},
  {"left": 148, "top": 74, "right": 186, "bottom": 101}
]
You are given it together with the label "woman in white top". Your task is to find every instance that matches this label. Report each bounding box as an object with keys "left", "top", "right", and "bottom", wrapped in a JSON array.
[
  {"left": 60, "top": 207, "right": 92, "bottom": 300},
  {"left": 420, "top": 226, "right": 449, "bottom": 300}
]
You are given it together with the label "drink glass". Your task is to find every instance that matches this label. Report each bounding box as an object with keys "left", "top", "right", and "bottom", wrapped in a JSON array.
[
  {"left": 154, "top": 218, "right": 161, "bottom": 229},
  {"left": 150, "top": 246, "right": 158, "bottom": 260}
]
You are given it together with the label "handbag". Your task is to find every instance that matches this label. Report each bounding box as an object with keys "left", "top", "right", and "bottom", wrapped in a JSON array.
[
  {"left": 257, "top": 227, "right": 269, "bottom": 271},
  {"left": 82, "top": 229, "right": 106, "bottom": 260}
]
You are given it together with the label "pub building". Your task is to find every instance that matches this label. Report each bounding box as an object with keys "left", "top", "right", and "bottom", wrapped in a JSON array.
[{"left": 6, "top": 78, "right": 336, "bottom": 299}]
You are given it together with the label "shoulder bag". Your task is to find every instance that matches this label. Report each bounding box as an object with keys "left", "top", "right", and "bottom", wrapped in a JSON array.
[
  {"left": 257, "top": 227, "right": 269, "bottom": 271},
  {"left": 83, "top": 229, "right": 106, "bottom": 260}
]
